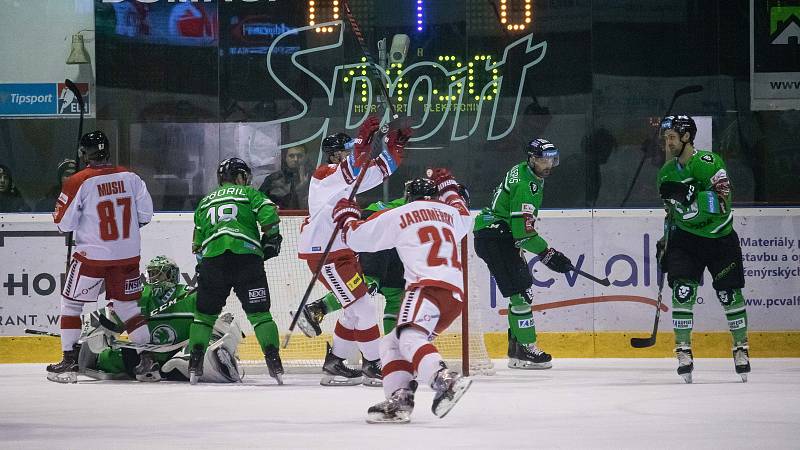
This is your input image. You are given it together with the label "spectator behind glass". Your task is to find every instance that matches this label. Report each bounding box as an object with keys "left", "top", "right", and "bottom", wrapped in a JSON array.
[
  {"left": 258, "top": 145, "right": 312, "bottom": 209},
  {"left": 0, "top": 164, "right": 30, "bottom": 213},
  {"left": 35, "top": 159, "right": 78, "bottom": 212}
]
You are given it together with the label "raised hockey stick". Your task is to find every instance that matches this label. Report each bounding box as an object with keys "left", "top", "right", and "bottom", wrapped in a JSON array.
[
  {"left": 25, "top": 328, "right": 60, "bottom": 337},
  {"left": 571, "top": 267, "right": 611, "bottom": 287},
  {"left": 619, "top": 85, "right": 703, "bottom": 207},
  {"left": 630, "top": 217, "right": 671, "bottom": 348},
  {"left": 283, "top": 2, "right": 399, "bottom": 349},
  {"left": 63, "top": 79, "right": 85, "bottom": 272}
]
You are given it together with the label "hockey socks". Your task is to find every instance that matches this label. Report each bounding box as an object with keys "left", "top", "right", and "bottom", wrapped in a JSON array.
[
  {"left": 189, "top": 311, "right": 217, "bottom": 353},
  {"left": 59, "top": 297, "right": 84, "bottom": 351},
  {"left": 671, "top": 279, "right": 698, "bottom": 345},
  {"left": 719, "top": 288, "right": 749, "bottom": 346},
  {"left": 247, "top": 311, "right": 280, "bottom": 352},
  {"left": 508, "top": 293, "right": 537, "bottom": 344}
]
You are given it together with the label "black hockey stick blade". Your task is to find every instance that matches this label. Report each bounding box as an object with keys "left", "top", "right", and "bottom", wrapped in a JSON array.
[
  {"left": 25, "top": 328, "right": 60, "bottom": 337},
  {"left": 573, "top": 268, "right": 611, "bottom": 286},
  {"left": 64, "top": 79, "right": 85, "bottom": 110},
  {"left": 630, "top": 287, "right": 664, "bottom": 348},
  {"left": 630, "top": 336, "right": 656, "bottom": 348}
]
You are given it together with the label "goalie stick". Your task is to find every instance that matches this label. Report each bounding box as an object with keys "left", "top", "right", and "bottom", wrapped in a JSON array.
[
  {"left": 283, "top": 1, "right": 400, "bottom": 349},
  {"left": 26, "top": 327, "right": 189, "bottom": 352},
  {"left": 63, "top": 79, "right": 85, "bottom": 273}
]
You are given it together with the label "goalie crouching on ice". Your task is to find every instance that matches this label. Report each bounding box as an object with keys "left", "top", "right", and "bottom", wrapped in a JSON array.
[{"left": 77, "top": 256, "right": 244, "bottom": 383}]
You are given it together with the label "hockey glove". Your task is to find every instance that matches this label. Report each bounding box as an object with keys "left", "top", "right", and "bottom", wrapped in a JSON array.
[
  {"left": 655, "top": 236, "right": 667, "bottom": 272},
  {"left": 659, "top": 181, "right": 696, "bottom": 206},
  {"left": 430, "top": 168, "right": 459, "bottom": 196},
  {"left": 353, "top": 116, "right": 381, "bottom": 168},
  {"left": 332, "top": 198, "right": 361, "bottom": 227},
  {"left": 261, "top": 233, "right": 283, "bottom": 261},
  {"left": 539, "top": 248, "right": 572, "bottom": 274},
  {"left": 385, "top": 126, "right": 412, "bottom": 166}
]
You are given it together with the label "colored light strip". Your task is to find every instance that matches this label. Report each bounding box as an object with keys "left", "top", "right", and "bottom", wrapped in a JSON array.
[
  {"left": 416, "top": 0, "right": 424, "bottom": 32},
  {"left": 309, "top": 0, "right": 339, "bottom": 33},
  {"left": 500, "top": 0, "right": 532, "bottom": 31}
]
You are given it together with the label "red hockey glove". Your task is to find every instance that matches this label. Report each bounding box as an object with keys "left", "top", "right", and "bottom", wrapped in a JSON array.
[
  {"left": 385, "top": 126, "right": 412, "bottom": 166},
  {"left": 332, "top": 198, "right": 361, "bottom": 227},
  {"left": 430, "top": 167, "right": 459, "bottom": 196},
  {"left": 353, "top": 116, "right": 380, "bottom": 168}
]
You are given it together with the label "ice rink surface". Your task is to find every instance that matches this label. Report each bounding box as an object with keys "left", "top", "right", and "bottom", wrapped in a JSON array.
[{"left": 1, "top": 358, "right": 798, "bottom": 449}]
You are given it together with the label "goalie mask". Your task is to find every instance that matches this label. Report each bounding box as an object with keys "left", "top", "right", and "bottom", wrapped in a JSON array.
[
  {"left": 79, "top": 130, "right": 110, "bottom": 163},
  {"left": 404, "top": 178, "right": 437, "bottom": 202},
  {"left": 217, "top": 157, "right": 252, "bottom": 186},
  {"left": 660, "top": 115, "right": 697, "bottom": 144},
  {"left": 526, "top": 138, "right": 560, "bottom": 178},
  {"left": 146, "top": 255, "right": 180, "bottom": 289}
]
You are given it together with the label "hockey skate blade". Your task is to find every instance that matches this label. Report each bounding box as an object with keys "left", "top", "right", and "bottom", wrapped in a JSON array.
[
  {"left": 190, "top": 372, "right": 200, "bottom": 385},
  {"left": 320, "top": 375, "right": 362, "bottom": 386},
  {"left": 362, "top": 376, "right": 383, "bottom": 387},
  {"left": 680, "top": 373, "right": 693, "bottom": 384},
  {"left": 272, "top": 373, "right": 284, "bottom": 385},
  {"left": 366, "top": 411, "right": 411, "bottom": 424},
  {"left": 433, "top": 377, "right": 472, "bottom": 418},
  {"left": 740, "top": 373, "right": 748, "bottom": 383},
  {"left": 507, "top": 358, "right": 552, "bottom": 370},
  {"left": 46, "top": 371, "right": 77, "bottom": 384}
]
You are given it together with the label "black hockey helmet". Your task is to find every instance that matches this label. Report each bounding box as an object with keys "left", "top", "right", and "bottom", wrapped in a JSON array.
[
  {"left": 322, "top": 133, "right": 354, "bottom": 156},
  {"left": 660, "top": 115, "right": 697, "bottom": 144},
  {"left": 79, "top": 130, "right": 110, "bottom": 162},
  {"left": 456, "top": 183, "right": 470, "bottom": 207},
  {"left": 217, "top": 157, "right": 252, "bottom": 185},
  {"left": 526, "top": 138, "right": 560, "bottom": 166},
  {"left": 404, "top": 178, "right": 437, "bottom": 202}
]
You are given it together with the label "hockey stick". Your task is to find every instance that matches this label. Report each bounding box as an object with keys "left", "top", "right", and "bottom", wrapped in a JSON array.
[
  {"left": 630, "top": 217, "right": 671, "bottom": 348},
  {"left": 63, "top": 79, "right": 85, "bottom": 272},
  {"left": 619, "top": 85, "right": 703, "bottom": 207},
  {"left": 571, "top": 267, "right": 611, "bottom": 287},
  {"left": 283, "top": 2, "right": 399, "bottom": 349},
  {"left": 25, "top": 328, "right": 60, "bottom": 337}
]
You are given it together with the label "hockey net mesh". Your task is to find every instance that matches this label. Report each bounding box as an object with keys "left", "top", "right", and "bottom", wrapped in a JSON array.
[{"left": 224, "top": 212, "right": 494, "bottom": 375}]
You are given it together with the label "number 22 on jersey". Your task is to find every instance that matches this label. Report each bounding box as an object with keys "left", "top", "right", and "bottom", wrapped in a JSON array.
[{"left": 418, "top": 225, "right": 461, "bottom": 270}]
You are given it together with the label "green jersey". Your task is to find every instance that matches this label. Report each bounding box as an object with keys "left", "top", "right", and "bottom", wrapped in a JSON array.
[
  {"left": 657, "top": 150, "right": 733, "bottom": 238},
  {"left": 193, "top": 183, "right": 280, "bottom": 258},
  {"left": 139, "top": 283, "right": 196, "bottom": 348},
  {"left": 474, "top": 162, "right": 549, "bottom": 254},
  {"left": 365, "top": 197, "right": 406, "bottom": 214}
]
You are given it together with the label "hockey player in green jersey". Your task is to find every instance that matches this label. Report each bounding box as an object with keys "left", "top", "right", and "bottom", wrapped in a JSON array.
[
  {"left": 657, "top": 115, "right": 750, "bottom": 383},
  {"left": 190, "top": 158, "right": 284, "bottom": 384},
  {"left": 474, "top": 138, "right": 574, "bottom": 370},
  {"left": 78, "top": 256, "right": 243, "bottom": 383}
]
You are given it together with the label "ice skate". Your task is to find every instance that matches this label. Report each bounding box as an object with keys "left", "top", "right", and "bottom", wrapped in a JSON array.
[
  {"left": 46, "top": 350, "right": 78, "bottom": 384},
  {"left": 366, "top": 382, "right": 417, "bottom": 424},
  {"left": 733, "top": 345, "right": 750, "bottom": 383},
  {"left": 135, "top": 351, "right": 162, "bottom": 382},
  {"left": 676, "top": 346, "right": 694, "bottom": 384},
  {"left": 264, "top": 345, "right": 284, "bottom": 385},
  {"left": 188, "top": 344, "right": 204, "bottom": 385},
  {"left": 320, "top": 343, "right": 362, "bottom": 386},
  {"left": 431, "top": 364, "right": 473, "bottom": 418},
  {"left": 361, "top": 357, "right": 383, "bottom": 387},
  {"left": 293, "top": 297, "right": 326, "bottom": 338},
  {"left": 214, "top": 347, "right": 242, "bottom": 383},
  {"left": 508, "top": 333, "right": 552, "bottom": 369}
]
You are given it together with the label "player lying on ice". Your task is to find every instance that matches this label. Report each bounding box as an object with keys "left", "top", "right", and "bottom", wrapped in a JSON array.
[
  {"left": 76, "top": 256, "right": 244, "bottom": 383},
  {"left": 332, "top": 171, "right": 473, "bottom": 424}
]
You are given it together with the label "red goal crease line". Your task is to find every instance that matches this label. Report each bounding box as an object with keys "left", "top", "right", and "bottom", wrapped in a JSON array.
[{"left": 497, "top": 295, "right": 670, "bottom": 316}]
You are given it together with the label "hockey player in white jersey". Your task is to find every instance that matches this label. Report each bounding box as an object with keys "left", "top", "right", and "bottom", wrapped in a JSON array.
[
  {"left": 332, "top": 170, "right": 473, "bottom": 423},
  {"left": 48, "top": 130, "right": 157, "bottom": 383},
  {"left": 298, "top": 116, "right": 410, "bottom": 386}
]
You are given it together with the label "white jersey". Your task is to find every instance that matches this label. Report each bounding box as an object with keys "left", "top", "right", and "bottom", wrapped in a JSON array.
[
  {"left": 53, "top": 164, "right": 153, "bottom": 265},
  {"left": 298, "top": 149, "right": 399, "bottom": 259},
  {"left": 341, "top": 193, "right": 473, "bottom": 297}
]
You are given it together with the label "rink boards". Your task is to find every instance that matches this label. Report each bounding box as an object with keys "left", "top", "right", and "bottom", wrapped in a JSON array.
[{"left": 1, "top": 208, "right": 798, "bottom": 361}]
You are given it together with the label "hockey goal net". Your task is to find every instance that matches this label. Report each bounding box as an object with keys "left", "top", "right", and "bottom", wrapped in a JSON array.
[{"left": 225, "top": 212, "right": 494, "bottom": 376}]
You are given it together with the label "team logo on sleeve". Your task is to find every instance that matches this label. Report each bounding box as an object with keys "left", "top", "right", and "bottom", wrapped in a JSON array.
[
  {"left": 700, "top": 154, "right": 714, "bottom": 163},
  {"left": 529, "top": 182, "right": 539, "bottom": 194}
]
